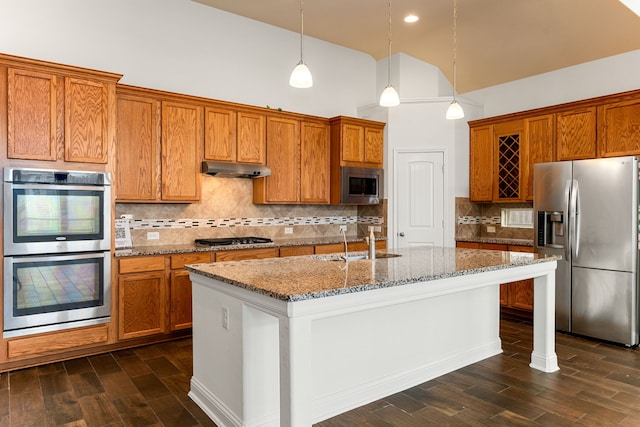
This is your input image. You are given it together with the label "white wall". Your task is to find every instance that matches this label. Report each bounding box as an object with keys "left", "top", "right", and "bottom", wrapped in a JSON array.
[
  {"left": 0, "top": 0, "right": 376, "bottom": 118},
  {"left": 464, "top": 49, "right": 640, "bottom": 118}
]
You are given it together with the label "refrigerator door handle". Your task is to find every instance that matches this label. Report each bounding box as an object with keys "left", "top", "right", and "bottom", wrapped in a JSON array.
[
  {"left": 570, "top": 179, "right": 580, "bottom": 260},
  {"left": 564, "top": 179, "right": 571, "bottom": 262}
]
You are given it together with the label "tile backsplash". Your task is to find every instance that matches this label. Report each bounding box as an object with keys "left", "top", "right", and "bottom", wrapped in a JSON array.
[
  {"left": 456, "top": 197, "right": 534, "bottom": 241},
  {"left": 116, "top": 175, "right": 385, "bottom": 247}
]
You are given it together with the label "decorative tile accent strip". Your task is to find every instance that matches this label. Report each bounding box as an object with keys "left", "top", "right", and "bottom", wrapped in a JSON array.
[
  {"left": 123, "top": 216, "right": 383, "bottom": 230},
  {"left": 457, "top": 216, "right": 501, "bottom": 225}
]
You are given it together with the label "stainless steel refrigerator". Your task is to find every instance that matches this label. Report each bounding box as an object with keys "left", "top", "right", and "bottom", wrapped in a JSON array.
[{"left": 534, "top": 156, "right": 639, "bottom": 346}]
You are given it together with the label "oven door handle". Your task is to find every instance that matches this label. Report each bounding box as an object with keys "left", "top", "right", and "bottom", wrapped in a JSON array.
[{"left": 9, "top": 183, "right": 108, "bottom": 192}]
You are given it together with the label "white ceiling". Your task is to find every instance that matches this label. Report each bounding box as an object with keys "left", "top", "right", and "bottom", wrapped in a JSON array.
[{"left": 193, "top": 0, "right": 640, "bottom": 94}]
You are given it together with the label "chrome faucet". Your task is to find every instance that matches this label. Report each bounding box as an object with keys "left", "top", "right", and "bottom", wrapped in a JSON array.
[{"left": 367, "top": 228, "right": 376, "bottom": 260}]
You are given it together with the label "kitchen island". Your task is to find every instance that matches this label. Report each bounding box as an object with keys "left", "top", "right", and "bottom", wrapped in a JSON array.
[{"left": 186, "top": 246, "right": 559, "bottom": 427}]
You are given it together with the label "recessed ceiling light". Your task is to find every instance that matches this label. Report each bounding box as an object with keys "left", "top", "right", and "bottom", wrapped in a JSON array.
[
  {"left": 404, "top": 14, "right": 419, "bottom": 23},
  {"left": 620, "top": 0, "right": 640, "bottom": 16}
]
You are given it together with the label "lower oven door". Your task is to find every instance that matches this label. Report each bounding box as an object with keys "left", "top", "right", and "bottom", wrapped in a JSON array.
[{"left": 3, "top": 251, "right": 111, "bottom": 337}]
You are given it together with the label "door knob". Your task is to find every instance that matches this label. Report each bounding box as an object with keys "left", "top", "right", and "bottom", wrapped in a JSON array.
[{"left": 399, "top": 232, "right": 405, "bottom": 237}]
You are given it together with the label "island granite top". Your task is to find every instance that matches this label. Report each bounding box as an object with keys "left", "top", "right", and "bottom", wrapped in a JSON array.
[{"left": 185, "top": 246, "right": 559, "bottom": 302}]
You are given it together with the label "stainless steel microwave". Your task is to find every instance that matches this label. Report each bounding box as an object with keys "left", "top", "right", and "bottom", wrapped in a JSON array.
[{"left": 340, "top": 166, "right": 383, "bottom": 204}]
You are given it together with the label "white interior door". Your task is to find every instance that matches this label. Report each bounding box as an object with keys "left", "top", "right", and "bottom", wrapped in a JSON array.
[{"left": 395, "top": 151, "right": 445, "bottom": 248}]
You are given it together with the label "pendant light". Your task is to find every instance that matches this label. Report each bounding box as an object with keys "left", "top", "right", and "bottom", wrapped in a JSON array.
[
  {"left": 446, "top": 0, "right": 464, "bottom": 120},
  {"left": 289, "top": 0, "right": 313, "bottom": 88},
  {"left": 379, "top": 0, "right": 400, "bottom": 107}
]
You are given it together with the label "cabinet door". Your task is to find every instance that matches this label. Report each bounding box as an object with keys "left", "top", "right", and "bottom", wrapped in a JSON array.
[
  {"left": 64, "top": 77, "right": 109, "bottom": 163},
  {"left": 598, "top": 99, "right": 640, "bottom": 157},
  {"left": 161, "top": 101, "right": 202, "bottom": 201},
  {"left": 493, "top": 120, "right": 524, "bottom": 202},
  {"left": 300, "top": 121, "right": 330, "bottom": 204},
  {"left": 341, "top": 124, "right": 364, "bottom": 163},
  {"left": 507, "top": 245, "right": 534, "bottom": 312},
  {"left": 7, "top": 68, "right": 59, "bottom": 160},
  {"left": 469, "top": 125, "right": 493, "bottom": 202},
  {"left": 524, "top": 114, "right": 555, "bottom": 201},
  {"left": 118, "top": 272, "right": 166, "bottom": 339},
  {"left": 364, "top": 127, "right": 384, "bottom": 165},
  {"left": 556, "top": 107, "right": 596, "bottom": 160},
  {"left": 237, "top": 111, "right": 266, "bottom": 164},
  {"left": 170, "top": 270, "right": 193, "bottom": 331},
  {"left": 204, "top": 106, "right": 237, "bottom": 162},
  {"left": 262, "top": 116, "right": 300, "bottom": 203},
  {"left": 115, "top": 94, "right": 159, "bottom": 200}
]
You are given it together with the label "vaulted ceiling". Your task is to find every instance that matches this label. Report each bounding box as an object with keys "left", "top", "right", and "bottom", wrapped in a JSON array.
[{"left": 194, "top": 0, "right": 640, "bottom": 94}]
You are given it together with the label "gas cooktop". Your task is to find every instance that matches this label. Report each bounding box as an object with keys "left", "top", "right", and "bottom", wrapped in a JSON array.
[{"left": 195, "top": 237, "right": 273, "bottom": 246}]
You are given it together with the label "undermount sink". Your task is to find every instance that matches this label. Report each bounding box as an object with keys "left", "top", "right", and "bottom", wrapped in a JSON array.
[{"left": 324, "top": 252, "right": 402, "bottom": 261}]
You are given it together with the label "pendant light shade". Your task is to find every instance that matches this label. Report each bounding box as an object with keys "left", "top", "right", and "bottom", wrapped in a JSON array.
[
  {"left": 380, "top": 84, "right": 400, "bottom": 107},
  {"left": 290, "top": 61, "right": 313, "bottom": 88},
  {"left": 446, "top": 0, "right": 464, "bottom": 120},
  {"left": 290, "top": 0, "right": 313, "bottom": 88},
  {"left": 379, "top": 0, "right": 399, "bottom": 107},
  {"left": 446, "top": 100, "right": 464, "bottom": 120}
]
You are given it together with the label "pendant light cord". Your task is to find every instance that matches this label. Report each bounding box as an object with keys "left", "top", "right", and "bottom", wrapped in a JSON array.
[
  {"left": 299, "top": 0, "right": 305, "bottom": 62},
  {"left": 452, "top": 0, "right": 458, "bottom": 101},
  {"left": 387, "top": 0, "right": 392, "bottom": 86}
]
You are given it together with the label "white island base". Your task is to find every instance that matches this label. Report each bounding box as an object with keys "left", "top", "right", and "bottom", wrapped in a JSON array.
[{"left": 188, "top": 257, "right": 558, "bottom": 427}]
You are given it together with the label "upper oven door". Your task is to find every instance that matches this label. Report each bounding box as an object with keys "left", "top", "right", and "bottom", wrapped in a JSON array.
[{"left": 4, "top": 182, "right": 111, "bottom": 255}]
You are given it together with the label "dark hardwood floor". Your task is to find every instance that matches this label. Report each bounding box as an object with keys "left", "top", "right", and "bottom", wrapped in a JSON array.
[{"left": 2, "top": 317, "right": 640, "bottom": 426}]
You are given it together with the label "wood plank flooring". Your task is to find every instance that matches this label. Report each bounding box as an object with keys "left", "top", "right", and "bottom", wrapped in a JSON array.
[{"left": 1, "top": 317, "right": 639, "bottom": 426}]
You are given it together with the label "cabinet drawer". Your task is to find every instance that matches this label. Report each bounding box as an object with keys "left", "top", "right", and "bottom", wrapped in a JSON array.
[
  {"left": 119, "top": 256, "right": 165, "bottom": 274},
  {"left": 280, "top": 246, "right": 315, "bottom": 257},
  {"left": 7, "top": 324, "right": 109, "bottom": 359},
  {"left": 170, "top": 252, "right": 212, "bottom": 270},
  {"left": 315, "top": 243, "right": 345, "bottom": 254},
  {"left": 215, "top": 248, "right": 279, "bottom": 262}
]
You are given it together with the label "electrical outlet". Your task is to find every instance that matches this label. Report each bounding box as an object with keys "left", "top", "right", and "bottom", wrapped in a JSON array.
[
  {"left": 120, "top": 214, "right": 133, "bottom": 219},
  {"left": 146, "top": 231, "right": 159, "bottom": 240},
  {"left": 486, "top": 226, "right": 496, "bottom": 233},
  {"left": 339, "top": 225, "right": 347, "bottom": 232},
  {"left": 284, "top": 227, "right": 293, "bottom": 234},
  {"left": 222, "top": 307, "right": 229, "bottom": 330},
  {"left": 369, "top": 225, "right": 382, "bottom": 232}
]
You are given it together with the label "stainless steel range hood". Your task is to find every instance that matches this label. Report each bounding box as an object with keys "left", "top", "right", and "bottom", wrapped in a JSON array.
[{"left": 201, "top": 161, "right": 271, "bottom": 178}]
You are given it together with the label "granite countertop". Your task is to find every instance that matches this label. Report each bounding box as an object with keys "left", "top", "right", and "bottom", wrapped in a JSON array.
[
  {"left": 186, "top": 246, "right": 558, "bottom": 302},
  {"left": 456, "top": 236, "right": 534, "bottom": 247},
  {"left": 114, "top": 235, "right": 385, "bottom": 257}
]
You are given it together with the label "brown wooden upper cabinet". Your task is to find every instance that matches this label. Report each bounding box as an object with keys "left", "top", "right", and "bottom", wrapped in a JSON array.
[
  {"left": 204, "top": 106, "right": 266, "bottom": 164},
  {"left": 524, "top": 114, "right": 555, "bottom": 201},
  {"left": 115, "top": 86, "right": 202, "bottom": 202},
  {"left": 253, "top": 115, "right": 330, "bottom": 204},
  {"left": 597, "top": 99, "right": 640, "bottom": 157},
  {"left": 468, "top": 88, "right": 640, "bottom": 203},
  {"left": 329, "top": 116, "right": 385, "bottom": 169},
  {"left": 3, "top": 54, "right": 120, "bottom": 164},
  {"left": 64, "top": 77, "right": 110, "bottom": 163},
  {"left": 300, "top": 120, "right": 331, "bottom": 203},
  {"left": 6, "top": 68, "right": 59, "bottom": 161},
  {"left": 556, "top": 107, "right": 596, "bottom": 160},
  {"left": 469, "top": 125, "right": 493, "bottom": 202}
]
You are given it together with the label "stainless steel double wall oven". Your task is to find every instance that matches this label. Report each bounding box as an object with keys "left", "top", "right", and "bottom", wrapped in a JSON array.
[{"left": 3, "top": 167, "right": 111, "bottom": 337}]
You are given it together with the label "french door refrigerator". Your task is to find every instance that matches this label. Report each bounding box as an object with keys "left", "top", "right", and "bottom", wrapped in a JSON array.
[{"left": 534, "top": 156, "right": 639, "bottom": 346}]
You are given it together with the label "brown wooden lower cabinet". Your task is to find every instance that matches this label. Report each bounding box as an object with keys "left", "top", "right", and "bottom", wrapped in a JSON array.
[
  {"left": 169, "top": 253, "right": 212, "bottom": 331},
  {"left": 280, "top": 245, "right": 315, "bottom": 257},
  {"left": 215, "top": 247, "right": 279, "bottom": 261},
  {"left": 118, "top": 269, "right": 166, "bottom": 340},
  {"left": 456, "top": 241, "right": 534, "bottom": 316}
]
